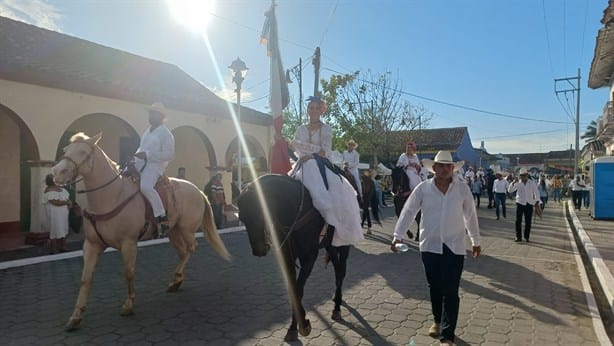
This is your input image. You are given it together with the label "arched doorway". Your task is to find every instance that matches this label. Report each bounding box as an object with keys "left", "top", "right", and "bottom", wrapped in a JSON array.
[
  {"left": 0, "top": 104, "right": 39, "bottom": 233},
  {"left": 224, "top": 135, "right": 268, "bottom": 186},
  {"left": 169, "top": 126, "right": 216, "bottom": 189}
]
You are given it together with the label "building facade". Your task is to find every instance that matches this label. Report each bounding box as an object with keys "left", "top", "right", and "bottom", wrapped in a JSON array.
[{"left": 0, "top": 17, "right": 272, "bottom": 238}]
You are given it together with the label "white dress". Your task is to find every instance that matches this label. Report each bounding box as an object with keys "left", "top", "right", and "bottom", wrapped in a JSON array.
[
  {"left": 396, "top": 153, "right": 425, "bottom": 190},
  {"left": 292, "top": 124, "right": 364, "bottom": 247},
  {"left": 43, "top": 188, "right": 70, "bottom": 239}
]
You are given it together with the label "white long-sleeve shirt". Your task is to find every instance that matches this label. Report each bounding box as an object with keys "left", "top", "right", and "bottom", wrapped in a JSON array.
[
  {"left": 508, "top": 179, "right": 540, "bottom": 206},
  {"left": 136, "top": 124, "right": 175, "bottom": 173},
  {"left": 492, "top": 178, "right": 509, "bottom": 194},
  {"left": 393, "top": 178, "right": 480, "bottom": 255},
  {"left": 342, "top": 150, "right": 360, "bottom": 170}
]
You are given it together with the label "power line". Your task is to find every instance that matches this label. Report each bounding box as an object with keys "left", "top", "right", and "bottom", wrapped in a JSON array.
[
  {"left": 318, "top": 0, "right": 339, "bottom": 47},
  {"left": 322, "top": 67, "right": 570, "bottom": 124},
  {"left": 541, "top": 0, "right": 556, "bottom": 78},
  {"left": 479, "top": 129, "right": 566, "bottom": 140}
]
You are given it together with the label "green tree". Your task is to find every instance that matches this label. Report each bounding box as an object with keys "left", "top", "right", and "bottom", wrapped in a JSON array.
[
  {"left": 581, "top": 120, "right": 598, "bottom": 143},
  {"left": 320, "top": 70, "right": 432, "bottom": 165}
]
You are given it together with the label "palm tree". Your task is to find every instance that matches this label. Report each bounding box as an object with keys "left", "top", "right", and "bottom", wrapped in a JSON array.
[{"left": 581, "top": 120, "right": 598, "bottom": 143}]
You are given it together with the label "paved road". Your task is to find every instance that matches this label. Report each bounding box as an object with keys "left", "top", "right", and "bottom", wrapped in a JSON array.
[{"left": 0, "top": 200, "right": 607, "bottom": 345}]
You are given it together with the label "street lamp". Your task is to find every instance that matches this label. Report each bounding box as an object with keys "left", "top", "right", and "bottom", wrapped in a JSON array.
[{"left": 229, "top": 57, "right": 248, "bottom": 191}]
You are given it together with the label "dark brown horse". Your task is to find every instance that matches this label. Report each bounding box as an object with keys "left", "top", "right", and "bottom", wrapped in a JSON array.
[
  {"left": 391, "top": 166, "right": 421, "bottom": 240},
  {"left": 237, "top": 174, "right": 350, "bottom": 342}
]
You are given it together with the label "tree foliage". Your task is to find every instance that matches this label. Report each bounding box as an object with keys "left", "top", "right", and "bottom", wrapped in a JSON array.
[
  {"left": 319, "top": 70, "right": 432, "bottom": 164},
  {"left": 581, "top": 120, "right": 597, "bottom": 143}
]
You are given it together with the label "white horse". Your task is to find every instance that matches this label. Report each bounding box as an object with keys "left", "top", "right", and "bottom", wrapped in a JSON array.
[{"left": 52, "top": 132, "right": 230, "bottom": 330}]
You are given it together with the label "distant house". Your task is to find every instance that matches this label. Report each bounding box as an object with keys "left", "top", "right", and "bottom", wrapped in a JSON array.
[
  {"left": 503, "top": 149, "right": 575, "bottom": 176},
  {"left": 389, "top": 127, "right": 480, "bottom": 169},
  {"left": 0, "top": 17, "right": 271, "bottom": 238}
]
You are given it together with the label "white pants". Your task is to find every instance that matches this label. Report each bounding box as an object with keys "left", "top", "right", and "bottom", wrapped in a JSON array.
[
  {"left": 136, "top": 160, "right": 165, "bottom": 217},
  {"left": 348, "top": 167, "right": 362, "bottom": 196}
]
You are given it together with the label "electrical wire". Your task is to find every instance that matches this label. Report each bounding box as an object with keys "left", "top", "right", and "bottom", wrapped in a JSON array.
[
  {"left": 541, "top": 0, "right": 556, "bottom": 78},
  {"left": 319, "top": 0, "right": 339, "bottom": 47},
  {"left": 322, "top": 67, "right": 571, "bottom": 124}
]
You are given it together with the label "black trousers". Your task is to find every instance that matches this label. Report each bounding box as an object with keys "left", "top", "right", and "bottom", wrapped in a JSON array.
[
  {"left": 571, "top": 190, "right": 582, "bottom": 210},
  {"left": 421, "top": 245, "right": 465, "bottom": 342},
  {"left": 515, "top": 203, "right": 533, "bottom": 240}
]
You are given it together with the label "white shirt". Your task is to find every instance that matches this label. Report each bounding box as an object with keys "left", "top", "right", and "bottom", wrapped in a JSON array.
[
  {"left": 569, "top": 177, "right": 586, "bottom": 191},
  {"left": 492, "top": 178, "right": 509, "bottom": 193},
  {"left": 393, "top": 178, "right": 480, "bottom": 255},
  {"left": 136, "top": 124, "right": 175, "bottom": 172},
  {"left": 342, "top": 150, "right": 360, "bottom": 170},
  {"left": 508, "top": 179, "right": 540, "bottom": 206}
]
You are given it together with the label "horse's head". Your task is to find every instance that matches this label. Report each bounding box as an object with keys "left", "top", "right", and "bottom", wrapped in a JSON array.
[
  {"left": 237, "top": 181, "right": 271, "bottom": 257},
  {"left": 52, "top": 132, "right": 101, "bottom": 186},
  {"left": 391, "top": 166, "right": 409, "bottom": 194}
]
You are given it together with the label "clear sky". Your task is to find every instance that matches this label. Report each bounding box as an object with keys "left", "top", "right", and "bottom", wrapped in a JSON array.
[{"left": 0, "top": 0, "right": 609, "bottom": 155}]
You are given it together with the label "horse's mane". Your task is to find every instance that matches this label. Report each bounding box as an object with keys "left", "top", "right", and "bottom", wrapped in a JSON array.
[{"left": 67, "top": 132, "right": 120, "bottom": 172}]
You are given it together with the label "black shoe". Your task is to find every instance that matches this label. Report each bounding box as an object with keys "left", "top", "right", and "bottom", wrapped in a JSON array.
[
  {"left": 496, "top": 217, "right": 500, "bottom": 220},
  {"left": 515, "top": 238, "right": 521, "bottom": 242},
  {"left": 525, "top": 238, "right": 530, "bottom": 242}
]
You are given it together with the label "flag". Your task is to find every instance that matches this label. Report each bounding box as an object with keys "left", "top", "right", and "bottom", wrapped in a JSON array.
[{"left": 261, "top": 1, "right": 291, "bottom": 174}]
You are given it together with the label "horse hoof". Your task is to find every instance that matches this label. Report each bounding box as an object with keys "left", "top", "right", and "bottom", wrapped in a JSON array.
[
  {"left": 284, "top": 330, "right": 299, "bottom": 342},
  {"left": 331, "top": 310, "right": 342, "bottom": 320},
  {"left": 299, "top": 319, "right": 311, "bottom": 336},
  {"left": 167, "top": 282, "right": 182, "bottom": 292},
  {"left": 120, "top": 308, "right": 134, "bottom": 316},
  {"left": 64, "top": 318, "right": 81, "bottom": 331}
]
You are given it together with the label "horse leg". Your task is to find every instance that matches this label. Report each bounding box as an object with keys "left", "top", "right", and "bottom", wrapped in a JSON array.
[
  {"left": 167, "top": 227, "right": 195, "bottom": 292},
  {"left": 329, "top": 246, "right": 350, "bottom": 320},
  {"left": 65, "top": 240, "right": 104, "bottom": 331},
  {"left": 283, "top": 251, "right": 317, "bottom": 342},
  {"left": 119, "top": 241, "right": 138, "bottom": 316}
]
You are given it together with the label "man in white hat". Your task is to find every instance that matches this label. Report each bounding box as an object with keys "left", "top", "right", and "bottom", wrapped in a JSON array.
[
  {"left": 391, "top": 150, "right": 481, "bottom": 345},
  {"left": 134, "top": 102, "right": 175, "bottom": 236},
  {"left": 508, "top": 167, "right": 540, "bottom": 242},
  {"left": 342, "top": 139, "right": 362, "bottom": 198}
]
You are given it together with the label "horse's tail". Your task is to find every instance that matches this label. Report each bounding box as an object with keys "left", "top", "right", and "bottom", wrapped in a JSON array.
[{"left": 201, "top": 197, "right": 231, "bottom": 261}]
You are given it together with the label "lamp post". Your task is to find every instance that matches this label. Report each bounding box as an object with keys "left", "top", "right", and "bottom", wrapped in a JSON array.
[{"left": 229, "top": 57, "right": 248, "bottom": 191}]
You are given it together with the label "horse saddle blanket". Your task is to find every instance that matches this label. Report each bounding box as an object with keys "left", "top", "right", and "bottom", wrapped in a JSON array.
[{"left": 144, "top": 175, "right": 176, "bottom": 227}]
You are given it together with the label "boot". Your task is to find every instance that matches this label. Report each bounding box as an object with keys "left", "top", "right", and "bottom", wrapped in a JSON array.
[{"left": 157, "top": 215, "right": 170, "bottom": 238}]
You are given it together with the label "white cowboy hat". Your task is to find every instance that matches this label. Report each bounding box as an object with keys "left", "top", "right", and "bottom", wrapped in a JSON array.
[
  {"left": 147, "top": 102, "right": 167, "bottom": 116},
  {"left": 422, "top": 150, "right": 464, "bottom": 173},
  {"left": 346, "top": 139, "right": 358, "bottom": 148},
  {"left": 518, "top": 167, "right": 529, "bottom": 175}
]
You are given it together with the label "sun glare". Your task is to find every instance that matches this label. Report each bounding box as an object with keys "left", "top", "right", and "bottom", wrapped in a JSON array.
[{"left": 167, "top": 0, "right": 215, "bottom": 35}]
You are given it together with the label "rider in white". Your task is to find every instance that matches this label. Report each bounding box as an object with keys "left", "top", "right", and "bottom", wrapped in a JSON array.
[
  {"left": 342, "top": 139, "right": 362, "bottom": 198},
  {"left": 134, "top": 102, "right": 175, "bottom": 234},
  {"left": 291, "top": 96, "right": 363, "bottom": 247},
  {"left": 396, "top": 141, "right": 426, "bottom": 191}
]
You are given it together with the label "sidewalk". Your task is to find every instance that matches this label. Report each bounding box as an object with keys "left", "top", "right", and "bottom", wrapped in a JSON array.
[{"left": 567, "top": 203, "right": 614, "bottom": 318}]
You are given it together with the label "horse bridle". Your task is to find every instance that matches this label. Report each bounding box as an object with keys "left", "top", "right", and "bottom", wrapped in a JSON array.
[
  {"left": 58, "top": 141, "right": 124, "bottom": 194},
  {"left": 58, "top": 141, "right": 96, "bottom": 187}
]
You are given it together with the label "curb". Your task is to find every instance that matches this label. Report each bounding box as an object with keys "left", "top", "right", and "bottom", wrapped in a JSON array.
[
  {"left": 0, "top": 226, "right": 245, "bottom": 270},
  {"left": 567, "top": 202, "right": 614, "bottom": 317}
]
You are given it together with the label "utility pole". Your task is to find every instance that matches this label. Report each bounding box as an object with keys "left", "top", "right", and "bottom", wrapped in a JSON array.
[
  {"left": 312, "top": 47, "right": 321, "bottom": 97},
  {"left": 554, "top": 68, "right": 581, "bottom": 176},
  {"left": 287, "top": 58, "right": 303, "bottom": 123}
]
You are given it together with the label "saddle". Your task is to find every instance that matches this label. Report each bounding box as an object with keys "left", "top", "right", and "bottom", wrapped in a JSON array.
[{"left": 123, "top": 160, "right": 176, "bottom": 237}]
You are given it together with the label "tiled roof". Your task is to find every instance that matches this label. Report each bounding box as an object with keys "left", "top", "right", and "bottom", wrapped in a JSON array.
[
  {"left": 390, "top": 127, "right": 468, "bottom": 151},
  {"left": 0, "top": 16, "right": 270, "bottom": 125}
]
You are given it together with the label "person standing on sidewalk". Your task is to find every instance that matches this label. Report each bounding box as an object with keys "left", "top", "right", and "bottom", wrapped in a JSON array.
[
  {"left": 492, "top": 172, "right": 509, "bottom": 220},
  {"left": 391, "top": 151, "right": 481, "bottom": 345},
  {"left": 569, "top": 174, "right": 586, "bottom": 210},
  {"left": 508, "top": 168, "right": 540, "bottom": 242}
]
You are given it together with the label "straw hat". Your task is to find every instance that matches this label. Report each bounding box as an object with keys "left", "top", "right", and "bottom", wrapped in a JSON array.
[
  {"left": 518, "top": 167, "right": 529, "bottom": 175},
  {"left": 346, "top": 139, "right": 358, "bottom": 148},
  {"left": 146, "top": 102, "right": 167, "bottom": 116},
  {"left": 422, "top": 150, "right": 464, "bottom": 173}
]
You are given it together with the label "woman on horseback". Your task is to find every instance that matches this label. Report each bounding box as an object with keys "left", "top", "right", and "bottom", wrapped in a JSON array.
[{"left": 290, "top": 96, "right": 363, "bottom": 246}]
